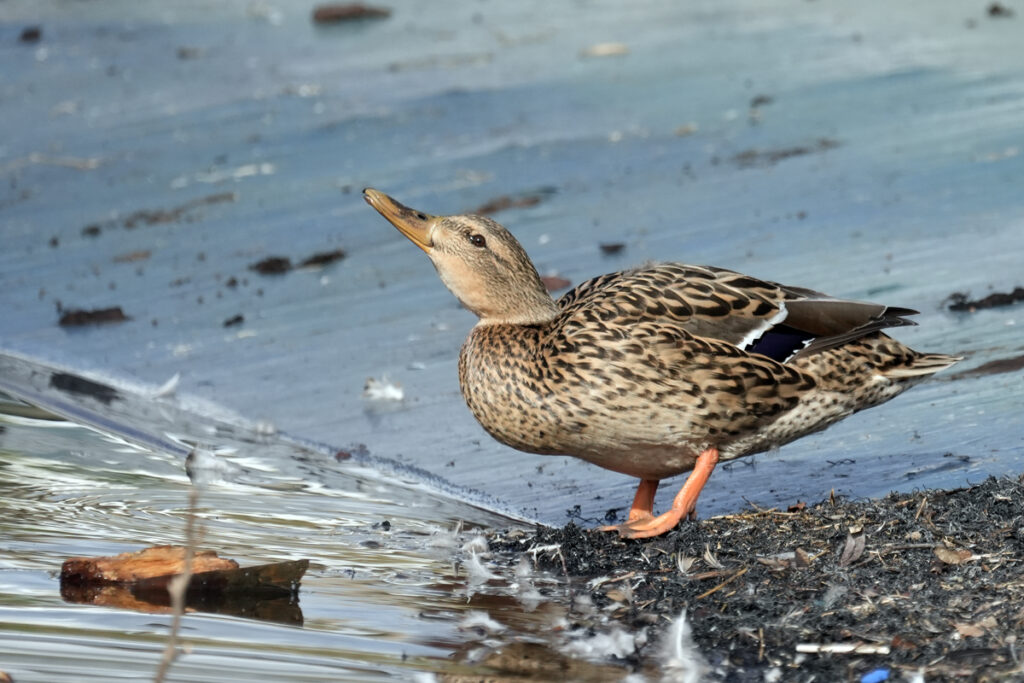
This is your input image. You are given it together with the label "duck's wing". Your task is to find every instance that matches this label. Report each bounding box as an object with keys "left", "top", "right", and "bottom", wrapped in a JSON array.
[{"left": 556, "top": 264, "right": 918, "bottom": 363}]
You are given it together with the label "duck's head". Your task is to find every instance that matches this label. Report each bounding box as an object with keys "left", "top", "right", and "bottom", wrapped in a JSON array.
[{"left": 364, "top": 188, "right": 559, "bottom": 326}]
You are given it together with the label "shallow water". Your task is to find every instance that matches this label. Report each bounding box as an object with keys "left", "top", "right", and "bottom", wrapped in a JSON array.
[{"left": 0, "top": 390, "right": 547, "bottom": 682}]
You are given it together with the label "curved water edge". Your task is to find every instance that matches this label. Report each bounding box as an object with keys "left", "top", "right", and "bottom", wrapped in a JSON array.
[{"left": 0, "top": 375, "right": 547, "bottom": 682}]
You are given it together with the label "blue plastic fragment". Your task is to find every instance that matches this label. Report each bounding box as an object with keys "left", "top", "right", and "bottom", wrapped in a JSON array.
[{"left": 860, "top": 669, "right": 889, "bottom": 683}]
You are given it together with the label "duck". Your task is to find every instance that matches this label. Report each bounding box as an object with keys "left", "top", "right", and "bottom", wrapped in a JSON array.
[{"left": 363, "top": 188, "right": 960, "bottom": 539}]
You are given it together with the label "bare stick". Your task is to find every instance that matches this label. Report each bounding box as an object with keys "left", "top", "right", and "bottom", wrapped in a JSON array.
[{"left": 153, "top": 481, "right": 200, "bottom": 683}]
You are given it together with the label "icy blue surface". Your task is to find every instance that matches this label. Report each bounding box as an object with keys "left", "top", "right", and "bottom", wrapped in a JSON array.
[{"left": 2, "top": 0, "right": 1023, "bottom": 524}]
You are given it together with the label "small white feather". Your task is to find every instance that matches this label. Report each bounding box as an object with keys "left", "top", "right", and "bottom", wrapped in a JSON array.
[
  {"left": 659, "top": 610, "right": 709, "bottom": 683},
  {"left": 363, "top": 376, "right": 404, "bottom": 401},
  {"left": 152, "top": 372, "right": 180, "bottom": 399}
]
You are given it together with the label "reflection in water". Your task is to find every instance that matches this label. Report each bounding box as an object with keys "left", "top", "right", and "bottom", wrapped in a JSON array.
[{"left": 60, "top": 581, "right": 306, "bottom": 626}]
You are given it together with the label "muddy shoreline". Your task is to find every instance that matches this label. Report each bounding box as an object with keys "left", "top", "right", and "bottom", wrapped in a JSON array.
[{"left": 486, "top": 477, "right": 1024, "bottom": 681}]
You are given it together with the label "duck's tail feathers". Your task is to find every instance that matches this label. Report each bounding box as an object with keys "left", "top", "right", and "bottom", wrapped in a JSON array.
[{"left": 883, "top": 352, "right": 962, "bottom": 379}]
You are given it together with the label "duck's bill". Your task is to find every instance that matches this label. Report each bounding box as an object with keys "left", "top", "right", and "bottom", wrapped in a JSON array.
[{"left": 363, "top": 188, "right": 435, "bottom": 253}]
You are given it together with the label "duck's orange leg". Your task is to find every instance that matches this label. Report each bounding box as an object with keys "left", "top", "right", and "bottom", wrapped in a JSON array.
[
  {"left": 599, "top": 478, "right": 659, "bottom": 530},
  {"left": 613, "top": 447, "right": 720, "bottom": 539}
]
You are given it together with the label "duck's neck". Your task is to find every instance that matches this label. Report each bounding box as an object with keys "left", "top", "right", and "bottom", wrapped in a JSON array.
[{"left": 475, "top": 295, "right": 560, "bottom": 327}]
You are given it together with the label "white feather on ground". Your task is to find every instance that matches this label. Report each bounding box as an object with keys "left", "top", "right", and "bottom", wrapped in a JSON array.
[
  {"left": 658, "top": 610, "right": 709, "bottom": 683},
  {"left": 363, "top": 376, "right": 404, "bottom": 401},
  {"left": 464, "top": 551, "right": 500, "bottom": 584}
]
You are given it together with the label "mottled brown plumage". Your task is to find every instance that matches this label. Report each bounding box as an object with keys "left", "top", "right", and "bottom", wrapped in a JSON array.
[{"left": 364, "top": 189, "right": 960, "bottom": 538}]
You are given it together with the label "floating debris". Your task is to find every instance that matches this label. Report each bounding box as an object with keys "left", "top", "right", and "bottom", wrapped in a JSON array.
[
  {"left": 249, "top": 249, "right": 347, "bottom": 275},
  {"left": 952, "top": 353, "right": 1024, "bottom": 379},
  {"left": 79, "top": 192, "right": 236, "bottom": 238},
  {"left": 58, "top": 306, "right": 129, "bottom": 326},
  {"left": 733, "top": 138, "right": 840, "bottom": 167},
  {"left": 988, "top": 2, "right": 1014, "bottom": 18},
  {"left": 299, "top": 248, "right": 346, "bottom": 268},
  {"left": 470, "top": 189, "right": 554, "bottom": 216},
  {"left": 62, "top": 545, "right": 238, "bottom": 584},
  {"left": 19, "top": 26, "right": 42, "bottom": 43},
  {"left": 123, "top": 192, "right": 236, "bottom": 229},
  {"left": 60, "top": 545, "right": 309, "bottom": 624},
  {"left": 312, "top": 4, "right": 391, "bottom": 24},
  {"left": 249, "top": 256, "right": 292, "bottom": 275},
  {"left": 946, "top": 286, "right": 1024, "bottom": 311}
]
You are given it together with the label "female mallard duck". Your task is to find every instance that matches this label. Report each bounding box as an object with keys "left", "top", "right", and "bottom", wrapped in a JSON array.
[{"left": 364, "top": 189, "right": 959, "bottom": 539}]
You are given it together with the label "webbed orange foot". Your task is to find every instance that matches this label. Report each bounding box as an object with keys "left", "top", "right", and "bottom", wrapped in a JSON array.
[
  {"left": 605, "top": 447, "right": 719, "bottom": 539},
  {"left": 599, "top": 478, "right": 658, "bottom": 531}
]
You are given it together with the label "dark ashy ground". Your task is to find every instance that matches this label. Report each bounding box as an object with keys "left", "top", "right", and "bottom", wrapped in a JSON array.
[{"left": 488, "top": 477, "right": 1024, "bottom": 682}]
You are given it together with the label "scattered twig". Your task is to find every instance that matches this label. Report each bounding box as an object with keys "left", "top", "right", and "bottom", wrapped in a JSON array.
[
  {"left": 588, "top": 571, "right": 637, "bottom": 590},
  {"left": 796, "top": 642, "right": 891, "bottom": 655},
  {"left": 696, "top": 567, "right": 749, "bottom": 600},
  {"left": 914, "top": 496, "right": 928, "bottom": 521},
  {"left": 153, "top": 466, "right": 200, "bottom": 683},
  {"left": 527, "top": 543, "right": 567, "bottom": 576}
]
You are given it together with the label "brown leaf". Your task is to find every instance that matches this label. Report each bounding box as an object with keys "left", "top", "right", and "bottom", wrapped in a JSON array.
[
  {"left": 955, "top": 622, "right": 985, "bottom": 638},
  {"left": 787, "top": 501, "right": 807, "bottom": 513},
  {"left": 794, "top": 547, "right": 812, "bottom": 568},
  {"left": 838, "top": 530, "right": 866, "bottom": 567},
  {"left": 933, "top": 546, "right": 972, "bottom": 565},
  {"left": 756, "top": 556, "right": 790, "bottom": 570},
  {"left": 890, "top": 635, "right": 918, "bottom": 650}
]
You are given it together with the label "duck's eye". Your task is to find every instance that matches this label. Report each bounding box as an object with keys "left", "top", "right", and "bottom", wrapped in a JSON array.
[
  {"left": 415, "top": 212, "right": 428, "bottom": 220},
  {"left": 468, "top": 233, "right": 487, "bottom": 248}
]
